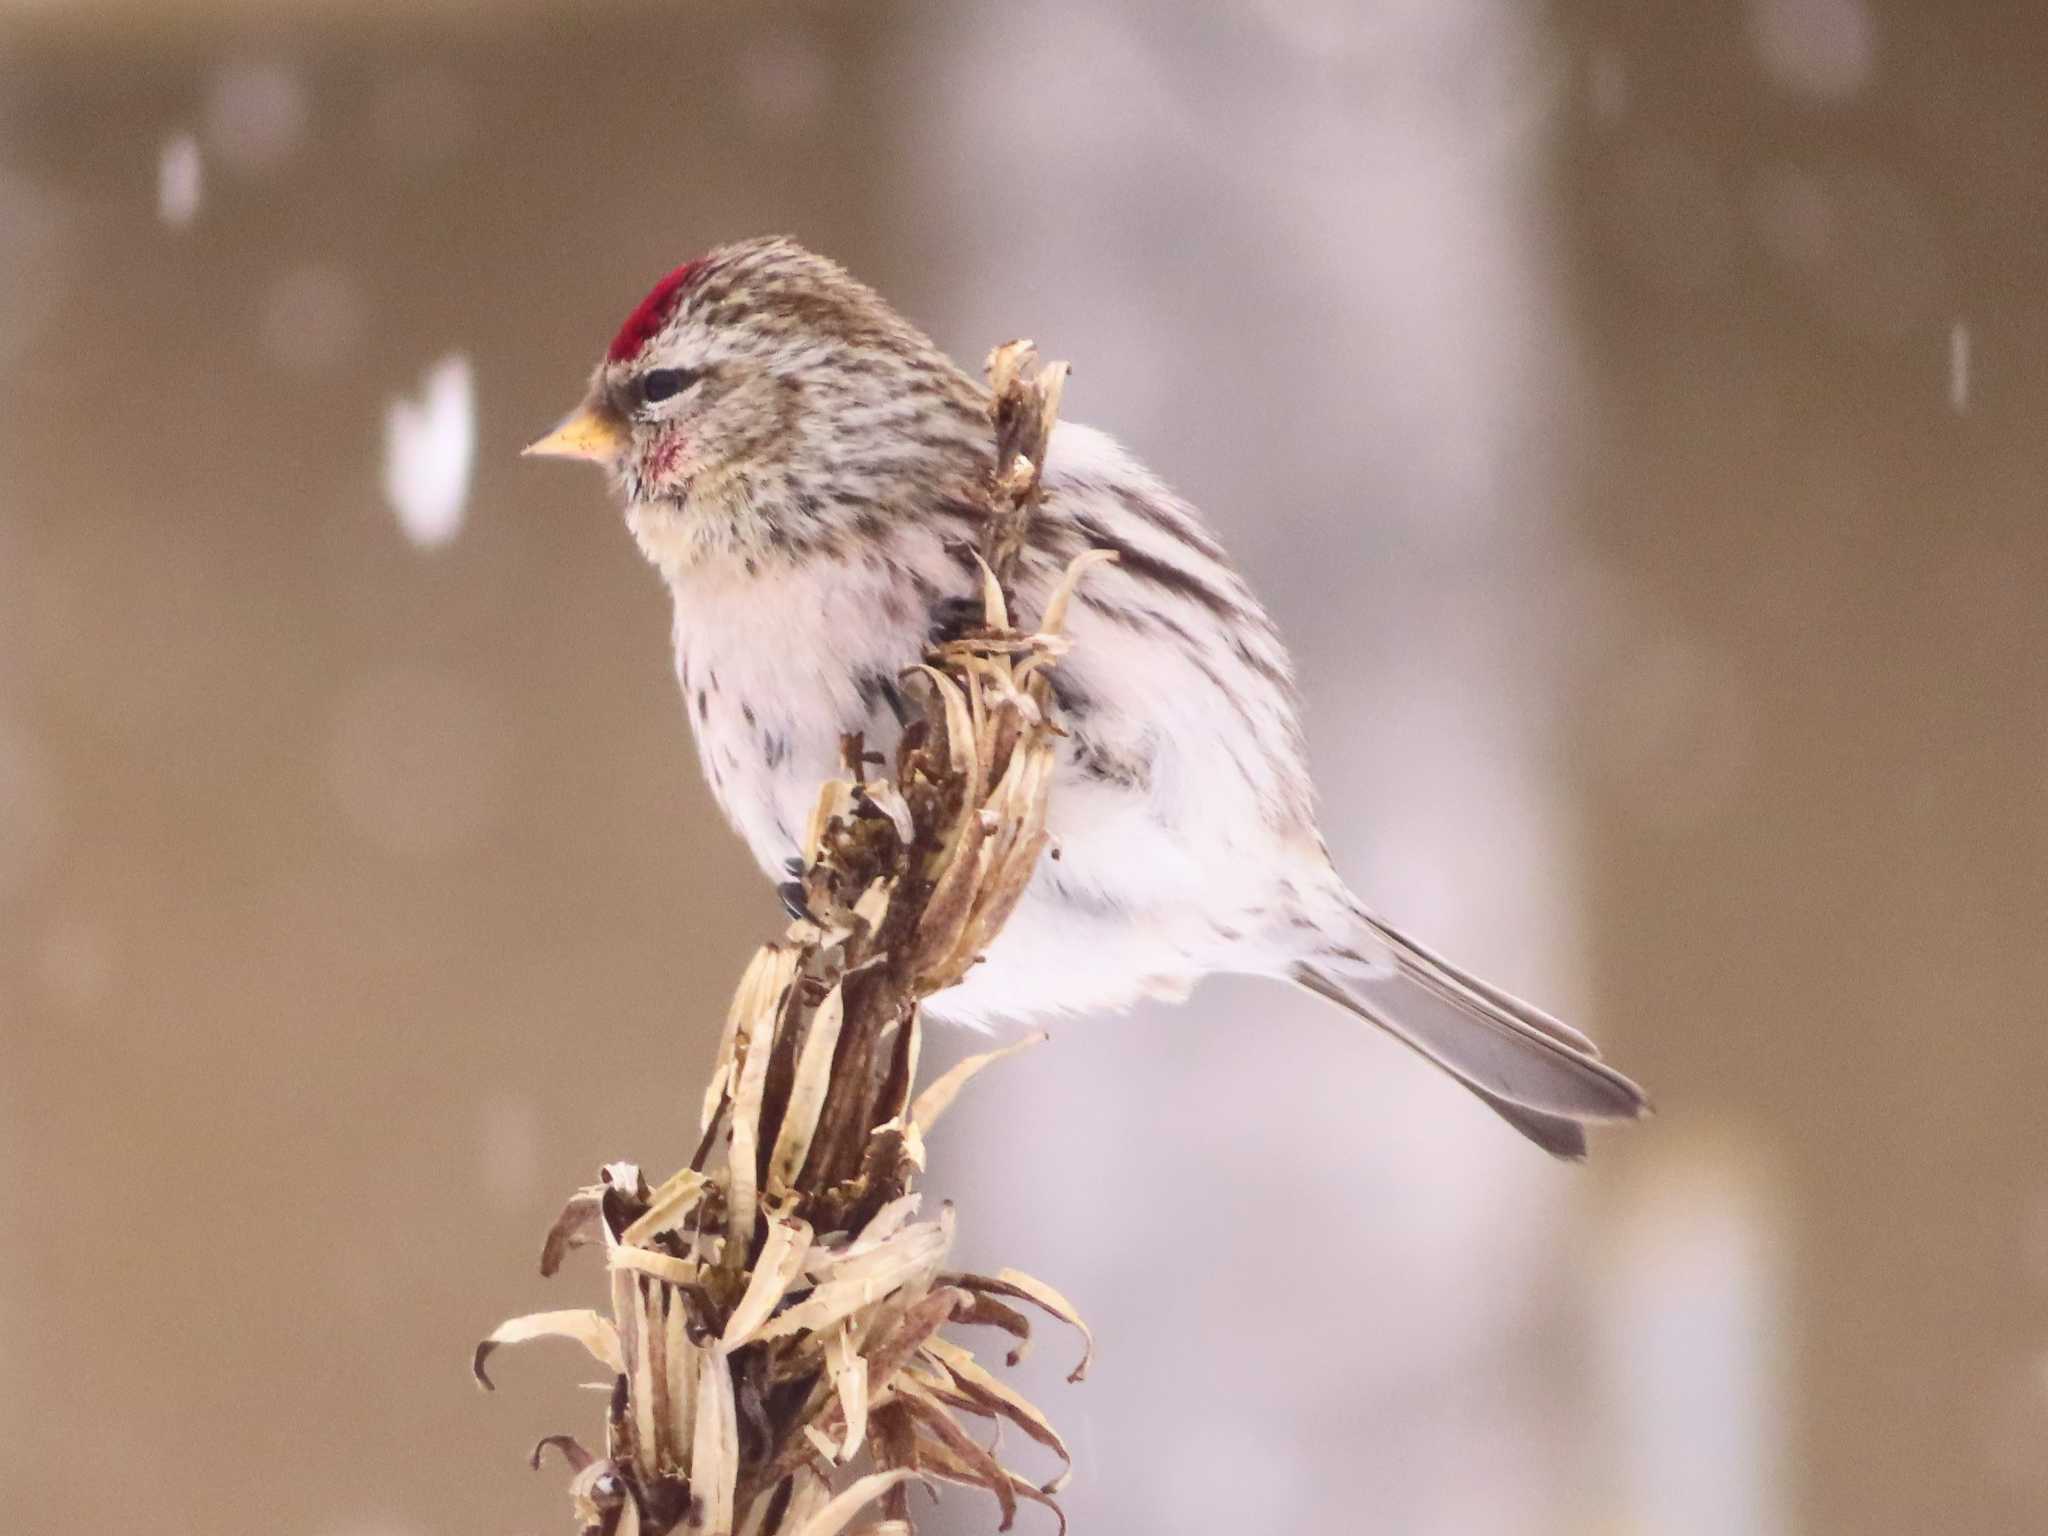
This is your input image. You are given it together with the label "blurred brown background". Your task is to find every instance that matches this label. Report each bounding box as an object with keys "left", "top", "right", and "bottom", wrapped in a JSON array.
[{"left": 3, "top": 2, "right": 2044, "bottom": 1532}]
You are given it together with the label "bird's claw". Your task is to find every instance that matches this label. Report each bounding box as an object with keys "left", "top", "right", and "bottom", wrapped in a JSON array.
[
  {"left": 927, "top": 593, "right": 988, "bottom": 647},
  {"left": 778, "top": 879, "right": 815, "bottom": 923}
]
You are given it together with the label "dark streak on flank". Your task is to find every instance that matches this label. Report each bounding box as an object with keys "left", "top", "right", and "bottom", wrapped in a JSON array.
[
  {"left": 1046, "top": 867, "right": 1127, "bottom": 918},
  {"left": 1068, "top": 727, "right": 1150, "bottom": 791},
  {"left": 1044, "top": 668, "right": 1088, "bottom": 719},
  {"left": 1069, "top": 511, "right": 1244, "bottom": 624},
  {"left": 1112, "top": 484, "right": 1231, "bottom": 565},
  {"left": 854, "top": 669, "right": 911, "bottom": 727},
  {"left": 1183, "top": 646, "right": 1261, "bottom": 739},
  {"left": 1231, "top": 633, "right": 1292, "bottom": 693}
]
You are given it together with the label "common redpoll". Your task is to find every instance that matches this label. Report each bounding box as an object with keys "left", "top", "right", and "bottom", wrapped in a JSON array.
[{"left": 528, "top": 237, "right": 1648, "bottom": 1157}]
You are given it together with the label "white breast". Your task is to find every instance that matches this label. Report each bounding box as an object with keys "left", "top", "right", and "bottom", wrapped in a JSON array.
[
  {"left": 666, "top": 551, "right": 929, "bottom": 875},
  {"left": 656, "top": 419, "right": 1341, "bottom": 1023}
]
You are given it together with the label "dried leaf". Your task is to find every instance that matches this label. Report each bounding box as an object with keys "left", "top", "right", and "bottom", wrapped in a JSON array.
[
  {"left": 689, "top": 1348, "right": 738, "bottom": 1534},
  {"left": 1036, "top": 365, "right": 1068, "bottom": 451},
  {"left": 913, "top": 1434, "right": 1067, "bottom": 1536},
  {"left": 924, "top": 1335, "right": 1073, "bottom": 1491},
  {"left": 720, "top": 1214, "right": 814, "bottom": 1348},
  {"left": 622, "top": 1168, "right": 711, "bottom": 1247},
  {"left": 540, "top": 1186, "right": 607, "bottom": 1277},
  {"left": 990, "top": 1269, "right": 1091, "bottom": 1379},
  {"left": 944, "top": 1271, "right": 1093, "bottom": 1382},
  {"left": 972, "top": 552, "right": 1010, "bottom": 633},
  {"left": 894, "top": 1380, "right": 1017, "bottom": 1531},
  {"left": 852, "top": 1283, "right": 966, "bottom": 1403},
  {"left": 910, "top": 666, "right": 979, "bottom": 802},
  {"left": 802, "top": 779, "right": 860, "bottom": 869},
  {"left": 767, "top": 984, "right": 845, "bottom": 1195},
  {"left": 823, "top": 1194, "right": 922, "bottom": 1270},
  {"left": 530, "top": 1434, "right": 595, "bottom": 1472},
  {"left": 779, "top": 1469, "right": 921, "bottom": 1536},
  {"left": 795, "top": 1218, "right": 949, "bottom": 1305},
  {"left": 851, "top": 878, "right": 892, "bottom": 933},
  {"left": 776, "top": 1467, "right": 833, "bottom": 1535},
  {"left": 908, "top": 1033, "right": 1048, "bottom": 1137},
  {"left": 915, "top": 817, "right": 994, "bottom": 977},
  {"left": 664, "top": 1292, "right": 697, "bottom": 1468},
  {"left": 949, "top": 1290, "right": 1035, "bottom": 1366},
  {"left": 629, "top": 1276, "right": 661, "bottom": 1480},
  {"left": 704, "top": 948, "right": 779, "bottom": 1134},
  {"left": 726, "top": 955, "right": 793, "bottom": 1257},
  {"left": 986, "top": 338, "right": 1030, "bottom": 402},
  {"left": 1037, "top": 548, "right": 1117, "bottom": 637},
  {"left": 610, "top": 1244, "right": 705, "bottom": 1291},
  {"left": 859, "top": 782, "right": 916, "bottom": 846},
  {"left": 752, "top": 1272, "right": 907, "bottom": 1346},
  {"left": 473, "top": 1309, "right": 624, "bottom": 1389},
  {"left": 826, "top": 1323, "right": 869, "bottom": 1462},
  {"left": 612, "top": 1262, "right": 643, "bottom": 1454}
]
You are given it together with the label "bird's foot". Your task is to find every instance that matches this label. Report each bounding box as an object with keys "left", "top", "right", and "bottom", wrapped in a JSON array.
[{"left": 927, "top": 592, "right": 991, "bottom": 647}]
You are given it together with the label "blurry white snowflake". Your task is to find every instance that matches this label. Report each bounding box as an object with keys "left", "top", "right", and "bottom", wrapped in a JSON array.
[
  {"left": 1746, "top": 0, "right": 1877, "bottom": 101},
  {"left": 203, "top": 57, "right": 308, "bottom": 173},
  {"left": 477, "top": 1091, "right": 542, "bottom": 1213},
  {"left": 382, "top": 354, "right": 476, "bottom": 549},
  {"left": 1949, "top": 319, "right": 1972, "bottom": 414},
  {"left": 737, "top": 32, "right": 830, "bottom": 135},
  {"left": 156, "top": 133, "right": 202, "bottom": 228}
]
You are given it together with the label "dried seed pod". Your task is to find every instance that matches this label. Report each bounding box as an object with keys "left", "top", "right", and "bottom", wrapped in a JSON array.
[{"left": 482, "top": 343, "right": 1092, "bottom": 1536}]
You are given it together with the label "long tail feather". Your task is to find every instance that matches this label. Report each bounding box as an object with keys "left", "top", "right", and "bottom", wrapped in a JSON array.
[
  {"left": 1463, "top": 1086, "right": 1591, "bottom": 1161},
  {"left": 1296, "top": 912, "right": 1650, "bottom": 1157}
]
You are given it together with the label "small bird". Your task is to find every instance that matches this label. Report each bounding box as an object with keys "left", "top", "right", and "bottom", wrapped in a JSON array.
[{"left": 528, "top": 236, "right": 1648, "bottom": 1158}]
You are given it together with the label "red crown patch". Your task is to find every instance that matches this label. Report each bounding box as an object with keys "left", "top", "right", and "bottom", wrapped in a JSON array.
[{"left": 607, "top": 260, "right": 705, "bottom": 363}]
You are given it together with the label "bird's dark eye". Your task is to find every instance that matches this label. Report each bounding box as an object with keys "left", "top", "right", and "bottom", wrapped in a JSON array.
[{"left": 640, "top": 367, "right": 698, "bottom": 405}]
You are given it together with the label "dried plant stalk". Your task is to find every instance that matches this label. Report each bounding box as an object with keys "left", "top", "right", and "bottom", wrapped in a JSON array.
[{"left": 480, "top": 343, "right": 1098, "bottom": 1536}]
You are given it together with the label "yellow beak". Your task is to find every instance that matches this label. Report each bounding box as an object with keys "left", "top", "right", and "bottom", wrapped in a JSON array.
[{"left": 523, "top": 402, "right": 627, "bottom": 463}]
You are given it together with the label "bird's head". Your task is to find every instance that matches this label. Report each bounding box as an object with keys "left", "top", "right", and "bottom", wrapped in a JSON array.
[{"left": 527, "top": 236, "right": 985, "bottom": 573}]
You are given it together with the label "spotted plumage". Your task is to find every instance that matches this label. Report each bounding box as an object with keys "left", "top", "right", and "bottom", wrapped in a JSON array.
[{"left": 528, "top": 236, "right": 1648, "bottom": 1157}]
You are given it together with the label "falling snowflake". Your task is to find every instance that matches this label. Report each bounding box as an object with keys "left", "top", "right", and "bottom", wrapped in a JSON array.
[
  {"left": 203, "top": 57, "right": 309, "bottom": 174},
  {"left": 1746, "top": 0, "right": 1877, "bottom": 101},
  {"left": 382, "top": 354, "right": 476, "bottom": 549},
  {"left": 157, "top": 134, "right": 203, "bottom": 228},
  {"left": 1949, "top": 320, "right": 1972, "bottom": 415}
]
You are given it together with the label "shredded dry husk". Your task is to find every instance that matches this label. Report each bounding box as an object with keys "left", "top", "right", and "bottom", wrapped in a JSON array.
[{"left": 482, "top": 344, "right": 1094, "bottom": 1536}]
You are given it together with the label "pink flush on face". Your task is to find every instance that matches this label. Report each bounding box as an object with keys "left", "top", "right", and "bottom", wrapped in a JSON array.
[
  {"left": 607, "top": 260, "right": 704, "bottom": 363},
  {"left": 645, "top": 427, "right": 688, "bottom": 482}
]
